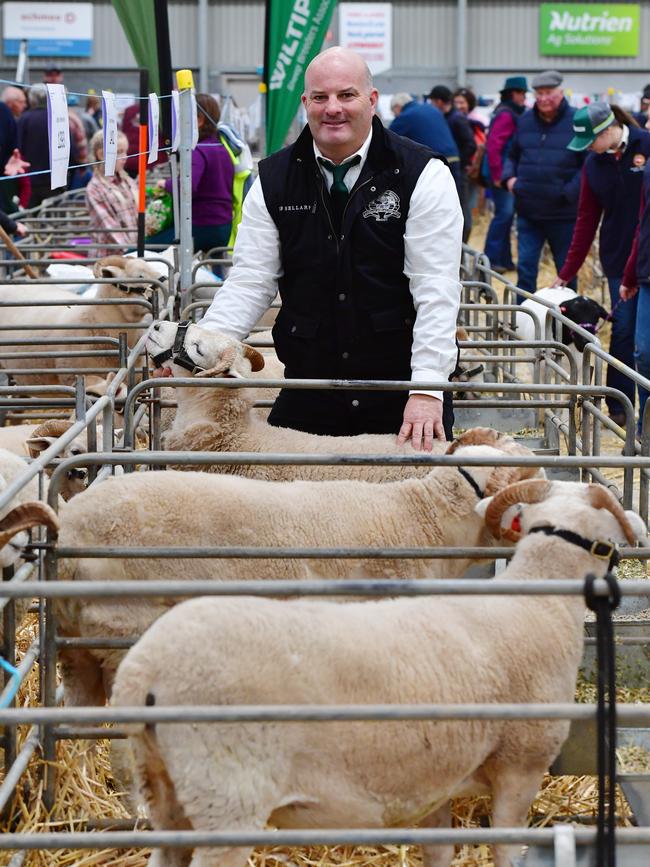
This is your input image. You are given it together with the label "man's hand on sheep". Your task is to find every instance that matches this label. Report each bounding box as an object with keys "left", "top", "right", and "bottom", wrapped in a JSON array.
[{"left": 397, "top": 394, "right": 445, "bottom": 451}]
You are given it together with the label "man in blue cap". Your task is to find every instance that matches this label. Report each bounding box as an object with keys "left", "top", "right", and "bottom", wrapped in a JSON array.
[
  {"left": 502, "top": 70, "right": 585, "bottom": 298},
  {"left": 483, "top": 75, "right": 528, "bottom": 273}
]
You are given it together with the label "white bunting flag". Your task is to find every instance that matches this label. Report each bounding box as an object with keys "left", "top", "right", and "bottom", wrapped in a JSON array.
[
  {"left": 171, "top": 91, "right": 180, "bottom": 152},
  {"left": 101, "top": 91, "right": 118, "bottom": 176},
  {"left": 190, "top": 91, "right": 199, "bottom": 149},
  {"left": 45, "top": 84, "right": 70, "bottom": 190},
  {"left": 148, "top": 93, "right": 159, "bottom": 164}
]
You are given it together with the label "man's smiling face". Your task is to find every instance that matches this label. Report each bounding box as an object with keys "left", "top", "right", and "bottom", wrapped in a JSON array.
[{"left": 302, "top": 48, "right": 378, "bottom": 164}]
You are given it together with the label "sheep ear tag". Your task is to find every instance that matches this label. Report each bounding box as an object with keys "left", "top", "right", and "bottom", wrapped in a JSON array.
[{"left": 510, "top": 513, "right": 522, "bottom": 534}]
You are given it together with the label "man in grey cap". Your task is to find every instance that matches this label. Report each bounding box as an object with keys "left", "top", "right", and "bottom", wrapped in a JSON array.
[{"left": 502, "top": 70, "right": 586, "bottom": 297}]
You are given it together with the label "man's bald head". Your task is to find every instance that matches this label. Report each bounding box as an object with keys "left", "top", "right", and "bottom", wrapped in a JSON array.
[
  {"left": 302, "top": 47, "right": 378, "bottom": 163},
  {"left": 304, "top": 47, "right": 373, "bottom": 95},
  {"left": 2, "top": 86, "right": 26, "bottom": 118}
]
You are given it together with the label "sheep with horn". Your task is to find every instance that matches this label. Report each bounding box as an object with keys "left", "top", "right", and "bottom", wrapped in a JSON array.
[{"left": 111, "top": 479, "right": 646, "bottom": 867}]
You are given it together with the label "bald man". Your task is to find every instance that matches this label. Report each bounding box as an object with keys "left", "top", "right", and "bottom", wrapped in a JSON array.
[
  {"left": 1, "top": 87, "right": 26, "bottom": 119},
  {"left": 200, "top": 47, "right": 462, "bottom": 449}
]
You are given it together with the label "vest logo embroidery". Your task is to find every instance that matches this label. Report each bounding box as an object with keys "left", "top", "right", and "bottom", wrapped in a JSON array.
[{"left": 363, "top": 190, "right": 401, "bottom": 222}]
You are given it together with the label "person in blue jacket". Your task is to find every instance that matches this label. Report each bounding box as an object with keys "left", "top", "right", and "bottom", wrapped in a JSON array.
[
  {"left": 502, "top": 70, "right": 586, "bottom": 298},
  {"left": 389, "top": 93, "right": 461, "bottom": 190}
]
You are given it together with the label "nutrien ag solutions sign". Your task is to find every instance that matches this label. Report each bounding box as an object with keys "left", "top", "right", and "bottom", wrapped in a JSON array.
[{"left": 540, "top": 4, "right": 640, "bottom": 56}]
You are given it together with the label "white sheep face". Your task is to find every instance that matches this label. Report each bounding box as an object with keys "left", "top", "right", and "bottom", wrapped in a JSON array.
[
  {"left": 0, "top": 529, "right": 28, "bottom": 569},
  {"left": 477, "top": 480, "right": 648, "bottom": 548},
  {"left": 146, "top": 321, "right": 178, "bottom": 362},
  {"left": 522, "top": 486, "right": 647, "bottom": 547},
  {"left": 94, "top": 258, "right": 161, "bottom": 323},
  {"left": 147, "top": 322, "right": 264, "bottom": 378}
]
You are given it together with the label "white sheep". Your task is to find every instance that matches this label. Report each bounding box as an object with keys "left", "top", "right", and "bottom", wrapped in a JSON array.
[
  {"left": 0, "top": 375, "right": 130, "bottom": 500},
  {"left": 48, "top": 429, "right": 539, "bottom": 708},
  {"left": 0, "top": 257, "right": 161, "bottom": 387},
  {"left": 148, "top": 321, "right": 453, "bottom": 480},
  {"left": 110, "top": 479, "right": 647, "bottom": 867}
]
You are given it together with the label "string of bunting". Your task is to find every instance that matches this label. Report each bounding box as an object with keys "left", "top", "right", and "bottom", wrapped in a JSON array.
[{"left": 0, "top": 75, "right": 201, "bottom": 189}]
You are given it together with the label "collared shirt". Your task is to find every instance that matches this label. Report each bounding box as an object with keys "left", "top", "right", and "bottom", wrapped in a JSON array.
[
  {"left": 314, "top": 127, "right": 373, "bottom": 192},
  {"left": 200, "top": 125, "right": 462, "bottom": 401},
  {"left": 85, "top": 170, "right": 139, "bottom": 257}
]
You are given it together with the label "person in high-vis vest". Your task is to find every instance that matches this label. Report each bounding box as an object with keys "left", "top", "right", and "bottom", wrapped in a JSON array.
[{"left": 199, "top": 47, "right": 463, "bottom": 451}]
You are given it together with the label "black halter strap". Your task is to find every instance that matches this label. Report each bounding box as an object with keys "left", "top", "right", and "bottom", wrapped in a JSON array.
[
  {"left": 172, "top": 320, "right": 211, "bottom": 374},
  {"left": 150, "top": 320, "right": 197, "bottom": 370},
  {"left": 457, "top": 467, "right": 484, "bottom": 499},
  {"left": 116, "top": 282, "right": 151, "bottom": 295},
  {"left": 529, "top": 525, "right": 620, "bottom": 570}
]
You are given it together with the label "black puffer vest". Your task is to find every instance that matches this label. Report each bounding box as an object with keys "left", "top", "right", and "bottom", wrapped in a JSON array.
[{"left": 259, "top": 116, "right": 447, "bottom": 436}]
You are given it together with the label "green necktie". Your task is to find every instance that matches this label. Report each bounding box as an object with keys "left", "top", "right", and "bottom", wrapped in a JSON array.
[{"left": 318, "top": 155, "right": 361, "bottom": 230}]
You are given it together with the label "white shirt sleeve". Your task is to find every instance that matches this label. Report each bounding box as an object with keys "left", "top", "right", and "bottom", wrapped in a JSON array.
[
  {"left": 404, "top": 158, "right": 463, "bottom": 402},
  {"left": 198, "top": 177, "right": 282, "bottom": 339}
]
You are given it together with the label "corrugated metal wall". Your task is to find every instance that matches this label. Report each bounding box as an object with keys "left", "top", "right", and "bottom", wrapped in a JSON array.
[{"left": 1, "top": 1, "right": 650, "bottom": 97}]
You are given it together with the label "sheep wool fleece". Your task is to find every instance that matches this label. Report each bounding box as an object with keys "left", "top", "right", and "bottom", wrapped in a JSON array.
[{"left": 258, "top": 115, "right": 454, "bottom": 437}]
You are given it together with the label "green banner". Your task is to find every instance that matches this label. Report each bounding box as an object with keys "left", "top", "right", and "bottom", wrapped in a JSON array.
[
  {"left": 540, "top": 4, "right": 640, "bottom": 56},
  {"left": 266, "top": 0, "right": 337, "bottom": 154},
  {"left": 112, "top": 0, "right": 160, "bottom": 94}
]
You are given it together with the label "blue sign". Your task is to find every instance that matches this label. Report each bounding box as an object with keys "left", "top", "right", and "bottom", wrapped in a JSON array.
[{"left": 3, "top": 3, "right": 93, "bottom": 59}]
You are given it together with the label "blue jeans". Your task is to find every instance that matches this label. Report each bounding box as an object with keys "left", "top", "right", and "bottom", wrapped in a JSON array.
[
  {"left": 515, "top": 215, "right": 577, "bottom": 301},
  {"left": 484, "top": 186, "right": 515, "bottom": 269},
  {"left": 634, "top": 282, "right": 650, "bottom": 433},
  {"left": 605, "top": 276, "right": 637, "bottom": 417}
]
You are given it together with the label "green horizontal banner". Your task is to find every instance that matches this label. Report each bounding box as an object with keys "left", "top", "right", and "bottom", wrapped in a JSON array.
[{"left": 540, "top": 3, "right": 640, "bottom": 56}]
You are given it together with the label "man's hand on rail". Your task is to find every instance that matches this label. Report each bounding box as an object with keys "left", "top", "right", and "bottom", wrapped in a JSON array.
[
  {"left": 620, "top": 285, "right": 638, "bottom": 302},
  {"left": 397, "top": 394, "right": 445, "bottom": 452}
]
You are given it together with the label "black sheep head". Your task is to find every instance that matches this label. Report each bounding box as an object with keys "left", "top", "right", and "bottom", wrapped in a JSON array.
[{"left": 559, "top": 296, "right": 609, "bottom": 352}]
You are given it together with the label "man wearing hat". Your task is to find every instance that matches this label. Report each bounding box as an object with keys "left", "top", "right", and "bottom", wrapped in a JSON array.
[
  {"left": 483, "top": 75, "right": 528, "bottom": 273},
  {"left": 502, "top": 70, "right": 585, "bottom": 297},
  {"left": 43, "top": 64, "right": 64, "bottom": 86},
  {"left": 428, "top": 84, "right": 476, "bottom": 240}
]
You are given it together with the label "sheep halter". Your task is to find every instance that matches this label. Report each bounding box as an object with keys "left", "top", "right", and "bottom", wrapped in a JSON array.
[
  {"left": 457, "top": 467, "right": 484, "bottom": 499},
  {"left": 528, "top": 525, "right": 620, "bottom": 570},
  {"left": 150, "top": 320, "right": 193, "bottom": 370}
]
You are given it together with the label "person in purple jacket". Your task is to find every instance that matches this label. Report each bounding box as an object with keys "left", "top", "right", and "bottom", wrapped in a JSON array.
[
  {"left": 483, "top": 75, "right": 528, "bottom": 273},
  {"left": 150, "top": 93, "right": 234, "bottom": 254}
]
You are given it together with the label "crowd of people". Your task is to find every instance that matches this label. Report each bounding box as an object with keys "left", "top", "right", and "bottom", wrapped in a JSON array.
[
  {"left": 3, "top": 54, "right": 650, "bottom": 442},
  {"left": 0, "top": 64, "right": 233, "bottom": 260},
  {"left": 382, "top": 69, "right": 650, "bottom": 434}
]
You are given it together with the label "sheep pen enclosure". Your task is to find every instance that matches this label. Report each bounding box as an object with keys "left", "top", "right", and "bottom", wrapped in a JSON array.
[{"left": 0, "top": 192, "right": 649, "bottom": 866}]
